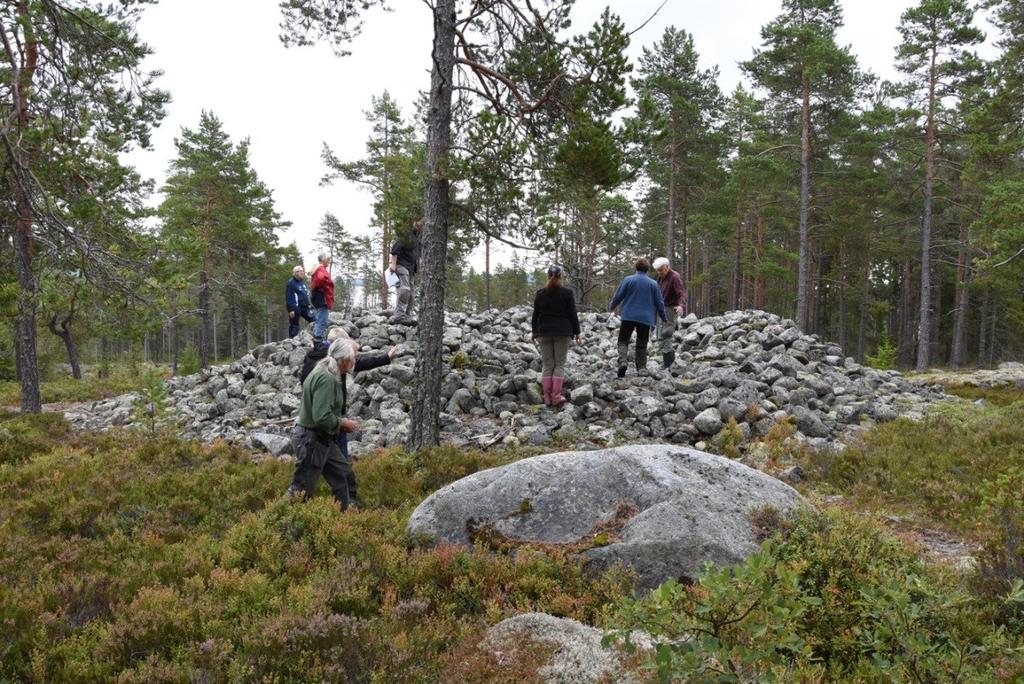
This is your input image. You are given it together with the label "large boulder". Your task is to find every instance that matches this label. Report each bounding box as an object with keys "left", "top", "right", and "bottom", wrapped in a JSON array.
[{"left": 407, "top": 444, "right": 805, "bottom": 590}]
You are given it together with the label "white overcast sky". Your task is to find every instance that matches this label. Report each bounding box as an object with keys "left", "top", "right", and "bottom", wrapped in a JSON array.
[{"left": 123, "top": 0, "right": 998, "bottom": 273}]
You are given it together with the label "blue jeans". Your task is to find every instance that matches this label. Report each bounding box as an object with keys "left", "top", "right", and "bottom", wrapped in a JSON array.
[{"left": 314, "top": 307, "right": 330, "bottom": 338}]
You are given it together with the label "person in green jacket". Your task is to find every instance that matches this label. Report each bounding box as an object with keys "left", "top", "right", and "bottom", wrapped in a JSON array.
[{"left": 287, "top": 337, "right": 360, "bottom": 508}]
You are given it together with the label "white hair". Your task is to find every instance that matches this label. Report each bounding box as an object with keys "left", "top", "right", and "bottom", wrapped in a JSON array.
[
  {"left": 292, "top": 265, "right": 304, "bottom": 274},
  {"left": 652, "top": 257, "right": 670, "bottom": 271},
  {"left": 319, "top": 337, "right": 355, "bottom": 380},
  {"left": 326, "top": 326, "right": 350, "bottom": 342},
  {"left": 318, "top": 252, "right": 330, "bottom": 264}
]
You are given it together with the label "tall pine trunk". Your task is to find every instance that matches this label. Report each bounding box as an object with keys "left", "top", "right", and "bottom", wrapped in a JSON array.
[
  {"left": 796, "top": 72, "right": 811, "bottom": 331},
  {"left": 857, "top": 253, "right": 870, "bottom": 362},
  {"left": 381, "top": 117, "right": 392, "bottom": 305},
  {"left": 731, "top": 200, "right": 743, "bottom": 311},
  {"left": 977, "top": 286, "right": 989, "bottom": 367},
  {"left": 198, "top": 261, "right": 212, "bottom": 368},
  {"left": 754, "top": 207, "right": 765, "bottom": 309},
  {"left": 10, "top": 7, "right": 41, "bottom": 413},
  {"left": 838, "top": 240, "right": 847, "bottom": 353},
  {"left": 667, "top": 136, "right": 678, "bottom": 265},
  {"left": 484, "top": 234, "right": 491, "bottom": 310},
  {"left": 950, "top": 223, "right": 969, "bottom": 368},
  {"left": 915, "top": 45, "right": 938, "bottom": 371},
  {"left": 408, "top": 0, "right": 456, "bottom": 452},
  {"left": 897, "top": 252, "right": 916, "bottom": 368},
  {"left": 13, "top": 215, "right": 41, "bottom": 412}
]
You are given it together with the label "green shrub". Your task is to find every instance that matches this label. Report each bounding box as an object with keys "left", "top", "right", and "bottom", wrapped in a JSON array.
[
  {"left": 865, "top": 334, "right": 897, "bottom": 370},
  {"left": 178, "top": 343, "right": 200, "bottom": 376},
  {"left": 0, "top": 411, "right": 73, "bottom": 465},
  {"left": 608, "top": 509, "right": 1021, "bottom": 681},
  {"left": 0, "top": 432, "right": 629, "bottom": 682},
  {"left": 804, "top": 399, "right": 1024, "bottom": 531},
  {"left": 133, "top": 368, "right": 173, "bottom": 435},
  {"left": 0, "top": 370, "right": 143, "bottom": 406},
  {"left": 975, "top": 467, "right": 1024, "bottom": 630}
]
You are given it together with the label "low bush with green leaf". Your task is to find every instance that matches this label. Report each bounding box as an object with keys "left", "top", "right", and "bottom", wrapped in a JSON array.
[
  {"left": 803, "top": 397, "right": 1024, "bottom": 532},
  {"left": 0, "top": 369, "right": 146, "bottom": 406},
  {"left": 609, "top": 509, "right": 1024, "bottom": 682},
  {"left": 0, "top": 427, "right": 629, "bottom": 682}
]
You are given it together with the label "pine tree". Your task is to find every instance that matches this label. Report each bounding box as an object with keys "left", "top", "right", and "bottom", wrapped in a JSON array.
[
  {"left": 0, "top": 1, "right": 167, "bottom": 411},
  {"left": 322, "top": 92, "right": 422, "bottom": 304},
  {"left": 159, "top": 112, "right": 285, "bottom": 368},
  {"left": 742, "top": 0, "right": 858, "bottom": 331},
  {"left": 896, "top": 0, "right": 983, "bottom": 369},
  {"left": 631, "top": 27, "right": 723, "bottom": 278}
]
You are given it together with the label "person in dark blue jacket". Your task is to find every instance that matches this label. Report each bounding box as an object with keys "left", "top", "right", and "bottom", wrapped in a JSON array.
[
  {"left": 609, "top": 258, "right": 667, "bottom": 378},
  {"left": 286, "top": 266, "right": 314, "bottom": 338}
]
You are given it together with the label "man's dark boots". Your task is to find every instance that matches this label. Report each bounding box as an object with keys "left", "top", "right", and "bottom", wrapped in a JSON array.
[{"left": 663, "top": 351, "right": 675, "bottom": 368}]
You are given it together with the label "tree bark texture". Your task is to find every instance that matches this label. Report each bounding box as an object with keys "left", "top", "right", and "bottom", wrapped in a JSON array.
[
  {"left": 408, "top": 0, "right": 456, "bottom": 452},
  {"left": 667, "top": 136, "right": 678, "bottom": 266},
  {"left": 8, "top": 2, "right": 41, "bottom": 412},
  {"left": 13, "top": 217, "right": 41, "bottom": 412},
  {"left": 796, "top": 72, "right": 811, "bottom": 331},
  {"left": 915, "top": 45, "right": 938, "bottom": 371},
  {"left": 48, "top": 313, "right": 81, "bottom": 379},
  {"left": 198, "top": 263, "right": 212, "bottom": 369},
  {"left": 731, "top": 200, "right": 743, "bottom": 311},
  {"left": 949, "top": 223, "right": 969, "bottom": 368},
  {"left": 897, "top": 253, "right": 915, "bottom": 368}
]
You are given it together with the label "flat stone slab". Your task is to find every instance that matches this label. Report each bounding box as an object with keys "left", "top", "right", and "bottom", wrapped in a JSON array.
[{"left": 407, "top": 444, "right": 806, "bottom": 590}]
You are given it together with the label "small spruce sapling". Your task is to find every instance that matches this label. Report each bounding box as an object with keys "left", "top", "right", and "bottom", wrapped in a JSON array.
[{"left": 133, "top": 368, "right": 171, "bottom": 435}]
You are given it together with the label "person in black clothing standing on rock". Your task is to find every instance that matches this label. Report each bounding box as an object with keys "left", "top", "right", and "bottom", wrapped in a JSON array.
[
  {"left": 388, "top": 217, "right": 423, "bottom": 325},
  {"left": 531, "top": 265, "right": 581, "bottom": 406}
]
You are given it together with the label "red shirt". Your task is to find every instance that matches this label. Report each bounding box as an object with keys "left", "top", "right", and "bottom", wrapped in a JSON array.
[
  {"left": 310, "top": 264, "right": 335, "bottom": 310},
  {"left": 658, "top": 269, "right": 687, "bottom": 312}
]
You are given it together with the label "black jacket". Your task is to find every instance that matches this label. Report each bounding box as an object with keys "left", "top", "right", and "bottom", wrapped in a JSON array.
[
  {"left": 390, "top": 232, "right": 421, "bottom": 274},
  {"left": 531, "top": 285, "right": 581, "bottom": 337},
  {"left": 299, "top": 343, "right": 391, "bottom": 414}
]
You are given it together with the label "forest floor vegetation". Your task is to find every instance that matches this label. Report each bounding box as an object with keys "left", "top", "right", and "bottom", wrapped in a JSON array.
[{"left": 0, "top": 384, "right": 1022, "bottom": 680}]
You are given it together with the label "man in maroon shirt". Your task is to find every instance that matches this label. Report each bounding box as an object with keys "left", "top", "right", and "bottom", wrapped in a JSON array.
[{"left": 653, "top": 257, "right": 686, "bottom": 370}]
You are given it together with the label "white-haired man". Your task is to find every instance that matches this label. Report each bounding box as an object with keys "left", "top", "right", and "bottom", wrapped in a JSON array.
[
  {"left": 285, "top": 265, "right": 314, "bottom": 338},
  {"left": 293, "top": 327, "right": 398, "bottom": 507},
  {"left": 287, "top": 338, "right": 363, "bottom": 508},
  {"left": 653, "top": 257, "right": 686, "bottom": 369}
]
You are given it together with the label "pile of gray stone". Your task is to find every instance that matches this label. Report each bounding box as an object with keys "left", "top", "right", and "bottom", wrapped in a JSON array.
[{"left": 64, "top": 307, "right": 947, "bottom": 456}]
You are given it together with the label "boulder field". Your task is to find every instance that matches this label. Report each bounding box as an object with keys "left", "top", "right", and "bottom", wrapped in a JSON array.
[{"left": 65, "top": 307, "right": 946, "bottom": 455}]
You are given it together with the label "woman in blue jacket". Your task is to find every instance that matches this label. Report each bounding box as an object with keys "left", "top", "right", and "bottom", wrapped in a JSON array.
[{"left": 609, "top": 258, "right": 667, "bottom": 378}]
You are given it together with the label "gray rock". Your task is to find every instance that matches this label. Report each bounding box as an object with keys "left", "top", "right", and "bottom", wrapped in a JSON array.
[
  {"left": 788, "top": 406, "right": 830, "bottom": 438},
  {"left": 571, "top": 384, "right": 594, "bottom": 406},
  {"left": 407, "top": 445, "right": 806, "bottom": 590},
  {"left": 474, "top": 613, "right": 652, "bottom": 683},
  {"left": 250, "top": 431, "right": 292, "bottom": 456},
  {"left": 693, "top": 407, "right": 724, "bottom": 435}
]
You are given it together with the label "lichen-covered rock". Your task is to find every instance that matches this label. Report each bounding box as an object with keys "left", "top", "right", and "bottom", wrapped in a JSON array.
[
  {"left": 407, "top": 444, "right": 806, "bottom": 590},
  {"left": 462, "top": 612, "right": 652, "bottom": 684},
  {"left": 64, "top": 307, "right": 949, "bottom": 455}
]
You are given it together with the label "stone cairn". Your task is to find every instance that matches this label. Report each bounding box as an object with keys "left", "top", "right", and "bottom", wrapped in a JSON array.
[{"left": 65, "top": 308, "right": 946, "bottom": 458}]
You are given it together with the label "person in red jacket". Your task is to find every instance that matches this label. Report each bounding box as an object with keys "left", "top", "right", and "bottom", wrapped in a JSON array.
[
  {"left": 310, "top": 253, "right": 335, "bottom": 341},
  {"left": 653, "top": 257, "right": 686, "bottom": 370}
]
